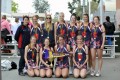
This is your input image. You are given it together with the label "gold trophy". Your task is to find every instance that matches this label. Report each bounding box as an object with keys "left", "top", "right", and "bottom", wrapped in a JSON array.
[{"left": 48, "top": 51, "right": 54, "bottom": 68}]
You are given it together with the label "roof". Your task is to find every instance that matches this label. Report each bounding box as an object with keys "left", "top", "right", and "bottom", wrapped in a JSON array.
[{"left": 11, "top": 13, "right": 45, "bottom": 17}]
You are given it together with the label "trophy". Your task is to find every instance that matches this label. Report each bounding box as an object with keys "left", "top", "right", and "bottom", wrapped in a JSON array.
[{"left": 43, "top": 49, "right": 54, "bottom": 68}]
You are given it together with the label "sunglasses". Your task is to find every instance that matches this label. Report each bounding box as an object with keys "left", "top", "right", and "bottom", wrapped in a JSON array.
[{"left": 46, "top": 17, "right": 51, "bottom": 19}]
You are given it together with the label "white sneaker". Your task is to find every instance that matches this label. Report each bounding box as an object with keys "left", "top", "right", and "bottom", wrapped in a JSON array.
[
  {"left": 90, "top": 70, "right": 95, "bottom": 76},
  {"left": 95, "top": 71, "right": 101, "bottom": 77}
]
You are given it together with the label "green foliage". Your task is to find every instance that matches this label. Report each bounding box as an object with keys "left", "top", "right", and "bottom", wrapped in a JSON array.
[
  {"left": 11, "top": 0, "right": 18, "bottom": 13},
  {"left": 68, "top": 0, "right": 99, "bottom": 18},
  {"left": 33, "top": 0, "right": 50, "bottom": 13}
]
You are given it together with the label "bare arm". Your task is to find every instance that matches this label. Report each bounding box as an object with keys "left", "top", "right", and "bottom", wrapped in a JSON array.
[
  {"left": 101, "top": 25, "right": 106, "bottom": 49},
  {"left": 72, "top": 46, "right": 78, "bottom": 66},
  {"left": 82, "top": 46, "right": 88, "bottom": 66},
  {"left": 54, "top": 22, "right": 57, "bottom": 44},
  {"left": 36, "top": 51, "right": 39, "bottom": 66},
  {"left": 24, "top": 46, "right": 29, "bottom": 67}
]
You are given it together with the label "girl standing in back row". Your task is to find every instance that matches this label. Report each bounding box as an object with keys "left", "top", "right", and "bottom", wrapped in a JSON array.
[
  {"left": 41, "top": 14, "right": 55, "bottom": 48},
  {"left": 54, "top": 12, "right": 68, "bottom": 44},
  {"left": 78, "top": 14, "right": 92, "bottom": 73},
  {"left": 90, "top": 16, "right": 105, "bottom": 77},
  {"left": 68, "top": 13, "right": 78, "bottom": 74}
]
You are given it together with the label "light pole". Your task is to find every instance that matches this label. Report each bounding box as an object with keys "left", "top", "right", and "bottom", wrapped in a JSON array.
[
  {"left": 89, "top": 0, "right": 92, "bottom": 22},
  {"left": 100, "top": 0, "right": 103, "bottom": 24},
  {"left": 81, "top": 0, "right": 88, "bottom": 14}
]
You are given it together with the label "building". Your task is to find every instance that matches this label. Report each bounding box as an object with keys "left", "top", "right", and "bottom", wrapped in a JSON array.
[
  {"left": 93, "top": 0, "right": 120, "bottom": 30},
  {"left": 11, "top": 13, "right": 45, "bottom": 22}
]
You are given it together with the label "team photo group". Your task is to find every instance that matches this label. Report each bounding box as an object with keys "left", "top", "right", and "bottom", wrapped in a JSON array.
[{"left": 15, "top": 12, "right": 105, "bottom": 78}]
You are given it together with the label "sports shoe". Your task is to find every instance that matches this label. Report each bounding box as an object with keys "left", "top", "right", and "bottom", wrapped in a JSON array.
[
  {"left": 95, "top": 71, "right": 101, "bottom": 77},
  {"left": 90, "top": 70, "right": 95, "bottom": 76},
  {"left": 19, "top": 72, "right": 25, "bottom": 76}
]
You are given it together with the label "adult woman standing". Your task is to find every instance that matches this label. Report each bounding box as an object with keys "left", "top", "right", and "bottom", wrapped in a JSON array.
[
  {"left": 31, "top": 15, "right": 42, "bottom": 50},
  {"left": 79, "top": 14, "right": 92, "bottom": 72},
  {"left": 68, "top": 13, "right": 78, "bottom": 74},
  {"left": 39, "top": 38, "right": 53, "bottom": 78},
  {"left": 73, "top": 35, "right": 88, "bottom": 78},
  {"left": 15, "top": 16, "right": 31, "bottom": 76},
  {"left": 24, "top": 36, "right": 39, "bottom": 77},
  {"left": 54, "top": 35, "right": 70, "bottom": 78},
  {"left": 41, "top": 14, "right": 55, "bottom": 48},
  {"left": 54, "top": 12, "right": 68, "bottom": 44},
  {"left": 90, "top": 16, "right": 105, "bottom": 77}
]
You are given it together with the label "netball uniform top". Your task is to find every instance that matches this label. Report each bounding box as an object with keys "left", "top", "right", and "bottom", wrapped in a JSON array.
[
  {"left": 41, "top": 23, "right": 55, "bottom": 46},
  {"left": 31, "top": 27, "right": 42, "bottom": 46},
  {"left": 74, "top": 45, "right": 87, "bottom": 69},
  {"left": 90, "top": 24, "right": 103, "bottom": 49},
  {"left": 79, "top": 23, "right": 91, "bottom": 48},
  {"left": 25, "top": 44, "right": 37, "bottom": 69},
  {"left": 56, "top": 22, "right": 68, "bottom": 39},
  {"left": 40, "top": 47, "right": 52, "bottom": 69},
  {"left": 68, "top": 23, "right": 78, "bottom": 49},
  {"left": 55, "top": 44, "right": 69, "bottom": 69}
]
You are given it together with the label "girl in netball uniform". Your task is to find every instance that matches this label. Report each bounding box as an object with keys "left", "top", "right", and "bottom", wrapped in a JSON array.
[
  {"left": 78, "top": 14, "right": 92, "bottom": 73},
  {"left": 90, "top": 16, "right": 105, "bottom": 77},
  {"left": 54, "top": 12, "right": 68, "bottom": 44},
  {"left": 39, "top": 38, "right": 53, "bottom": 78},
  {"left": 41, "top": 14, "right": 55, "bottom": 48},
  {"left": 31, "top": 15, "right": 42, "bottom": 50},
  {"left": 73, "top": 35, "right": 88, "bottom": 78},
  {"left": 68, "top": 13, "right": 78, "bottom": 74},
  {"left": 54, "top": 35, "right": 70, "bottom": 78},
  {"left": 24, "top": 36, "right": 39, "bottom": 77}
]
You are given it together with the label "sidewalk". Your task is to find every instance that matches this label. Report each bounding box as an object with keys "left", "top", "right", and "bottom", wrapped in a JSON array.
[{"left": 1, "top": 56, "right": 120, "bottom": 80}]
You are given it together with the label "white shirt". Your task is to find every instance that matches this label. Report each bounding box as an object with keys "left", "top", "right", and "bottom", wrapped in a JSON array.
[{"left": 11, "top": 22, "right": 21, "bottom": 35}]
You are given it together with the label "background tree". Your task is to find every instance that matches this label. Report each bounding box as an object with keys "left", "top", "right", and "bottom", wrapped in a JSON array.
[
  {"left": 68, "top": 0, "right": 99, "bottom": 18},
  {"left": 52, "top": 12, "right": 59, "bottom": 23},
  {"left": 33, "top": 0, "right": 50, "bottom": 13},
  {"left": 11, "top": 0, "right": 18, "bottom": 13}
]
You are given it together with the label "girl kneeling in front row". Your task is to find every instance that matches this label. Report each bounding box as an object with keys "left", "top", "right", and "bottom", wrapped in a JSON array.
[
  {"left": 73, "top": 35, "right": 88, "bottom": 78},
  {"left": 39, "top": 38, "right": 53, "bottom": 78},
  {"left": 54, "top": 35, "right": 70, "bottom": 78},
  {"left": 24, "top": 36, "right": 39, "bottom": 77}
]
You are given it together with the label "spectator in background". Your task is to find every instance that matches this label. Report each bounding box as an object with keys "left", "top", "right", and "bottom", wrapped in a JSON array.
[
  {"left": 103, "top": 16, "right": 115, "bottom": 45},
  {"left": 15, "top": 16, "right": 31, "bottom": 76},
  {"left": 11, "top": 17, "right": 21, "bottom": 35},
  {"left": 1, "top": 15, "right": 11, "bottom": 44}
]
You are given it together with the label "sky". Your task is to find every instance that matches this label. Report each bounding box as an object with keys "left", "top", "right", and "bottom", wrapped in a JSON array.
[{"left": 13, "top": 0, "right": 72, "bottom": 20}]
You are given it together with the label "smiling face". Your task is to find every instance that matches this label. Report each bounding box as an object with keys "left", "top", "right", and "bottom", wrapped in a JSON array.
[
  {"left": 58, "top": 36, "right": 64, "bottom": 44},
  {"left": 32, "top": 16, "right": 38, "bottom": 25},
  {"left": 30, "top": 36, "right": 36, "bottom": 45},
  {"left": 83, "top": 15, "right": 89, "bottom": 22},
  {"left": 46, "top": 15, "right": 51, "bottom": 23},
  {"left": 44, "top": 38, "right": 50, "bottom": 47},
  {"left": 93, "top": 17, "right": 100, "bottom": 24},
  {"left": 59, "top": 12, "right": 64, "bottom": 21},
  {"left": 71, "top": 15, "right": 76, "bottom": 23},
  {"left": 23, "top": 17, "right": 29, "bottom": 25},
  {"left": 76, "top": 35, "right": 83, "bottom": 44}
]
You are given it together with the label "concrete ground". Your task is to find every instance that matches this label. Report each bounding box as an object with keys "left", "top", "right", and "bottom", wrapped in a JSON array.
[{"left": 1, "top": 56, "right": 120, "bottom": 80}]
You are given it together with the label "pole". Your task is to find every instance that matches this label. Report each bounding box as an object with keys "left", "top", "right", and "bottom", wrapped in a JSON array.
[
  {"left": 100, "top": 0, "right": 103, "bottom": 24},
  {"left": 83, "top": 0, "right": 85, "bottom": 14},
  {"left": 89, "top": 0, "right": 91, "bottom": 22}
]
